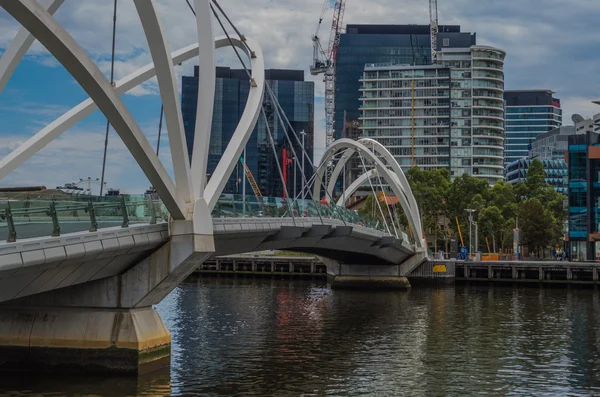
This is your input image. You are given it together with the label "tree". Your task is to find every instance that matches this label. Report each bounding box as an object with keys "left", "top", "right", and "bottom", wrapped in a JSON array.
[
  {"left": 405, "top": 168, "right": 451, "bottom": 252},
  {"left": 526, "top": 158, "right": 546, "bottom": 198},
  {"left": 479, "top": 206, "right": 504, "bottom": 252},
  {"left": 519, "top": 199, "right": 555, "bottom": 257}
]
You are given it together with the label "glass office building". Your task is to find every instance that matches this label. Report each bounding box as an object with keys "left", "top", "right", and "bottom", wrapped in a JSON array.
[
  {"left": 335, "top": 24, "right": 476, "bottom": 139},
  {"left": 182, "top": 67, "right": 314, "bottom": 197},
  {"left": 504, "top": 90, "right": 562, "bottom": 167},
  {"left": 567, "top": 131, "right": 600, "bottom": 261}
]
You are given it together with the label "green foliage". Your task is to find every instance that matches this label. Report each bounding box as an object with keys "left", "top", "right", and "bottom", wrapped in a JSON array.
[
  {"left": 526, "top": 158, "right": 546, "bottom": 197},
  {"left": 397, "top": 166, "right": 566, "bottom": 256},
  {"left": 518, "top": 199, "right": 556, "bottom": 256},
  {"left": 358, "top": 194, "right": 384, "bottom": 222}
]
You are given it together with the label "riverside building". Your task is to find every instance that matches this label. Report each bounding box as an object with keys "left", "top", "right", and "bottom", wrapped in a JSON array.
[
  {"left": 359, "top": 45, "right": 506, "bottom": 183},
  {"left": 503, "top": 90, "right": 562, "bottom": 167}
]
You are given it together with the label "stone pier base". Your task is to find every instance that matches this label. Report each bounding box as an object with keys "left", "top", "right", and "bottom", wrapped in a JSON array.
[
  {"left": 0, "top": 306, "right": 170, "bottom": 374},
  {"left": 331, "top": 275, "right": 411, "bottom": 290},
  {"left": 321, "top": 258, "right": 413, "bottom": 290}
]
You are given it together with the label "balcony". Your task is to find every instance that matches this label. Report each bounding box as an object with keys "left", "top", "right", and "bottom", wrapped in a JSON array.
[{"left": 472, "top": 61, "right": 503, "bottom": 71}]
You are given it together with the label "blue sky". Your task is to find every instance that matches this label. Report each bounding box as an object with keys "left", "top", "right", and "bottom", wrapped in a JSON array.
[{"left": 1, "top": 0, "right": 599, "bottom": 194}]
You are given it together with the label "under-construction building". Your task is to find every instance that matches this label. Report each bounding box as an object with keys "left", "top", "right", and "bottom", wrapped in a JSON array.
[{"left": 358, "top": 45, "right": 506, "bottom": 184}]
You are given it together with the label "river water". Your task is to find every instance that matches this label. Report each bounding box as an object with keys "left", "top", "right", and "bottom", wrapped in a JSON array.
[{"left": 1, "top": 278, "right": 600, "bottom": 396}]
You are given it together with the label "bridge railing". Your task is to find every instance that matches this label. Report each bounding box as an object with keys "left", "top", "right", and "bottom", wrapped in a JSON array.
[
  {"left": 0, "top": 195, "right": 165, "bottom": 242},
  {"left": 213, "top": 194, "right": 411, "bottom": 242},
  {"left": 0, "top": 193, "right": 410, "bottom": 244}
]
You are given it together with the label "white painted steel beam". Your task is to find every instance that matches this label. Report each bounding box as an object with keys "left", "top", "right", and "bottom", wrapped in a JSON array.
[
  {"left": 336, "top": 169, "right": 376, "bottom": 206},
  {"left": 313, "top": 139, "right": 425, "bottom": 248},
  {"left": 0, "top": 0, "right": 64, "bottom": 95},
  {"left": 358, "top": 138, "right": 422, "bottom": 231},
  {"left": 0, "top": 0, "right": 186, "bottom": 219},
  {"left": 134, "top": 0, "right": 193, "bottom": 205},
  {"left": 204, "top": 38, "right": 265, "bottom": 210},
  {"left": 191, "top": 0, "right": 216, "bottom": 199}
]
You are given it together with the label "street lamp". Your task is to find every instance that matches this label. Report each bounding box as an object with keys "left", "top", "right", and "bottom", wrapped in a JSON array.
[
  {"left": 465, "top": 208, "right": 476, "bottom": 260},
  {"left": 341, "top": 154, "right": 348, "bottom": 202},
  {"left": 293, "top": 156, "right": 297, "bottom": 199},
  {"left": 300, "top": 131, "right": 306, "bottom": 199}
]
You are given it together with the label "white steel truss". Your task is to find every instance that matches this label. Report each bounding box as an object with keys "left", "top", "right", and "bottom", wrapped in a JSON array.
[{"left": 0, "top": 0, "right": 264, "bottom": 221}]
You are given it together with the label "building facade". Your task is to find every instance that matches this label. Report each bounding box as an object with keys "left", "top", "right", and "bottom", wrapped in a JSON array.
[
  {"left": 503, "top": 90, "right": 562, "bottom": 167},
  {"left": 359, "top": 45, "right": 506, "bottom": 183},
  {"left": 181, "top": 67, "right": 314, "bottom": 197},
  {"left": 529, "top": 126, "right": 575, "bottom": 161},
  {"left": 567, "top": 131, "right": 600, "bottom": 261},
  {"left": 505, "top": 158, "right": 568, "bottom": 194},
  {"left": 335, "top": 24, "right": 476, "bottom": 139},
  {"left": 576, "top": 118, "right": 595, "bottom": 135}
]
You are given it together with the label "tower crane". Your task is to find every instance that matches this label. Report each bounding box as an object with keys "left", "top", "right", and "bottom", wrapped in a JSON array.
[
  {"left": 429, "top": 0, "right": 439, "bottom": 64},
  {"left": 311, "top": 0, "right": 346, "bottom": 151}
]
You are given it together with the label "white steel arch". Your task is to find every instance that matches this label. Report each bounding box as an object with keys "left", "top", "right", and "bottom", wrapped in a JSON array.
[
  {"left": 314, "top": 139, "right": 424, "bottom": 247},
  {"left": 0, "top": 0, "right": 264, "bottom": 218}
]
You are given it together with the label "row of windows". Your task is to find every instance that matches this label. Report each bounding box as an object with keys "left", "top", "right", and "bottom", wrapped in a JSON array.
[
  {"left": 362, "top": 79, "right": 450, "bottom": 89},
  {"left": 506, "top": 114, "right": 562, "bottom": 121},
  {"left": 506, "top": 120, "right": 562, "bottom": 126},
  {"left": 506, "top": 106, "right": 560, "bottom": 114},
  {"left": 363, "top": 69, "right": 450, "bottom": 79}
]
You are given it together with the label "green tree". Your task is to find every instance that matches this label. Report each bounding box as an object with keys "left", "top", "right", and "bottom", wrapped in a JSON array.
[
  {"left": 519, "top": 199, "right": 556, "bottom": 257},
  {"left": 479, "top": 206, "right": 504, "bottom": 252},
  {"left": 526, "top": 158, "right": 546, "bottom": 198},
  {"left": 405, "top": 168, "right": 451, "bottom": 252}
]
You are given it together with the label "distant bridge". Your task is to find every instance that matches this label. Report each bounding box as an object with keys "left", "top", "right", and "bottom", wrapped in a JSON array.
[{"left": 0, "top": 0, "right": 426, "bottom": 375}]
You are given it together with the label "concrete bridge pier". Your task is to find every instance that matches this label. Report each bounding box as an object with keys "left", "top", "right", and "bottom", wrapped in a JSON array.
[
  {"left": 321, "top": 251, "right": 428, "bottom": 290},
  {"left": 0, "top": 219, "right": 214, "bottom": 375},
  {"left": 321, "top": 255, "right": 421, "bottom": 290}
]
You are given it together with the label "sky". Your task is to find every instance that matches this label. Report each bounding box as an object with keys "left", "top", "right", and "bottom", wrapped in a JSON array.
[{"left": 0, "top": 0, "right": 599, "bottom": 194}]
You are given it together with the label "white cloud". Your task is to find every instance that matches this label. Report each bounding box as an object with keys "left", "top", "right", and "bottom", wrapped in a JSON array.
[{"left": 1, "top": 0, "right": 599, "bottom": 193}]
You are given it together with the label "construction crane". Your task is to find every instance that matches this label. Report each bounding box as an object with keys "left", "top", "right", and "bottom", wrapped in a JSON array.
[
  {"left": 311, "top": 0, "right": 346, "bottom": 151},
  {"left": 239, "top": 157, "right": 270, "bottom": 215},
  {"left": 429, "top": 0, "right": 439, "bottom": 64}
]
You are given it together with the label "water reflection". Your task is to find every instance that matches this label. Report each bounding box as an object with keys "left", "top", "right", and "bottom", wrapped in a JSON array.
[{"left": 0, "top": 280, "right": 599, "bottom": 396}]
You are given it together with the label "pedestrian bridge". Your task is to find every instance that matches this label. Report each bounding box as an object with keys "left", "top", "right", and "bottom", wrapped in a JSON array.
[
  {"left": 0, "top": 194, "right": 419, "bottom": 304},
  {"left": 0, "top": 0, "right": 427, "bottom": 375}
]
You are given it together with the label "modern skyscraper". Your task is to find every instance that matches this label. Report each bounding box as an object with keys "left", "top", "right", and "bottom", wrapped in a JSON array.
[
  {"left": 503, "top": 90, "right": 562, "bottom": 167},
  {"left": 359, "top": 45, "right": 506, "bottom": 183},
  {"left": 181, "top": 67, "right": 314, "bottom": 197},
  {"left": 335, "top": 24, "right": 476, "bottom": 139}
]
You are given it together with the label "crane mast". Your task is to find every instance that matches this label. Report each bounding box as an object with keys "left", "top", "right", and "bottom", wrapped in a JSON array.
[
  {"left": 429, "top": 0, "right": 439, "bottom": 64},
  {"left": 311, "top": 0, "right": 346, "bottom": 151}
]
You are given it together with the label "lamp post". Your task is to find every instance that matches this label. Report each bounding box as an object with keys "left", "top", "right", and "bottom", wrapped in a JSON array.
[
  {"left": 465, "top": 208, "right": 476, "bottom": 259},
  {"left": 300, "top": 130, "right": 306, "bottom": 199},
  {"left": 242, "top": 147, "right": 246, "bottom": 216},
  {"left": 293, "top": 156, "right": 297, "bottom": 199},
  {"left": 341, "top": 154, "right": 348, "bottom": 202}
]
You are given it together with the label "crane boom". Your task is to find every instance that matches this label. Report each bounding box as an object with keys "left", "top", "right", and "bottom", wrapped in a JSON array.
[
  {"left": 240, "top": 157, "right": 270, "bottom": 216},
  {"left": 429, "top": 0, "right": 439, "bottom": 64},
  {"left": 311, "top": 0, "right": 346, "bottom": 153}
]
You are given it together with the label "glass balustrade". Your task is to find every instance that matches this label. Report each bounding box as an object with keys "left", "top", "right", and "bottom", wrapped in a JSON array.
[{"left": 0, "top": 193, "right": 409, "bottom": 244}]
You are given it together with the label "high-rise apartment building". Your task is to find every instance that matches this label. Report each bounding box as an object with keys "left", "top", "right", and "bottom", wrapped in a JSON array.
[
  {"left": 181, "top": 67, "right": 314, "bottom": 197},
  {"left": 503, "top": 90, "right": 562, "bottom": 167},
  {"left": 335, "top": 24, "right": 476, "bottom": 139},
  {"left": 359, "top": 45, "right": 506, "bottom": 183}
]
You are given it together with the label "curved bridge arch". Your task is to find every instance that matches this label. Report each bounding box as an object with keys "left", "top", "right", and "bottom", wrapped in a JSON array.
[
  {"left": 0, "top": 0, "right": 264, "bottom": 217},
  {"left": 313, "top": 138, "right": 424, "bottom": 248}
]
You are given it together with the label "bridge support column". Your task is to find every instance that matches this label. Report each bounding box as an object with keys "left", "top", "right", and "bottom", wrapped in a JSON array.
[
  {"left": 321, "top": 258, "right": 411, "bottom": 290},
  {"left": 0, "top": 218, "right": 214, "bottom": 375}
]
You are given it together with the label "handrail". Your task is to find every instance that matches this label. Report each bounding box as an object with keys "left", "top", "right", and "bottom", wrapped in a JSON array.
[{"left": 0, "top": 194, "right": 394, "bottom": 243}]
